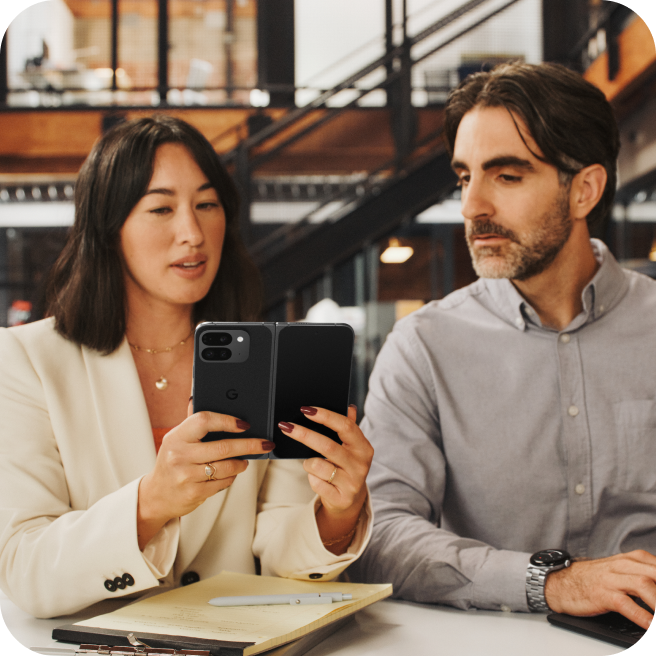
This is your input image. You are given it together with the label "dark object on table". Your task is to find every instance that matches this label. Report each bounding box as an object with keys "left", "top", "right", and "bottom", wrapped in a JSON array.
[{"left": 547, "top": 611, "right": 646, "bottom": 648}]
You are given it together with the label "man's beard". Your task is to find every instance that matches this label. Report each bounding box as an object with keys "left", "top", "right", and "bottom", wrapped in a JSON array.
[{"left": 465, "top": 189, "right": 572, "bottom": 281}]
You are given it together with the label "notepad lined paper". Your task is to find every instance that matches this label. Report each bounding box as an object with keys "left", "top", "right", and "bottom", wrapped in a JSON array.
[{"left": 73, "top": 571, "right": 392, "bottom": 655}]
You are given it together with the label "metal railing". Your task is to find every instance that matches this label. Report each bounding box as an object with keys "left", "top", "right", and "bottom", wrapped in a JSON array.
[
  {"left": 566, "top": 2, "right": 635, "bottom": 78},
  {"left": 225, "top": 0, "right": 524, "bottom": 262}
]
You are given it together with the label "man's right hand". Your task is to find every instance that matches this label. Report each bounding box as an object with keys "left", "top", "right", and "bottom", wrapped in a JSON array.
[{"left": 545, "top": 550, "right": 656, "bottom": 630}]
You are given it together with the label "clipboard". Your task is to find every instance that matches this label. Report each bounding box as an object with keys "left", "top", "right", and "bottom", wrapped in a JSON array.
[
  {"left": 53, "top": 616, "right": 353, "bottom": 656},
  {"left": 52, "top": 572, "right": 391, "bottom": 656}
]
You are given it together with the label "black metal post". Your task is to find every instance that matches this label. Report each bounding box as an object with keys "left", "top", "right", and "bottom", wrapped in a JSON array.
[
  {"left": 111, "top": 0, "right": 119, "bottom": 91},
  {"left": 158, "top": 0, "right": 168, "bottom": 103},
  {"left": 390, "top": 0, "right": 415, "bottom": 167},
  {"left": 385, "top": 0, "right": 393, "bottom": 83},
  {"left": 607, "top": 8, "right": 622, "bottom": 82},
  {"left": 0, "top": 30, "right": 8, "bottom": 105},
  {"left": 256, "top": 0, "right": 295, "bottom": 106},
  {"left": 225, "top": 0, "right": 235, "bottom": 100},
  {"left": 542, "top": 0, "right": 588, "bottom": 69},
  {"left": 236, "top": 143, "right": 252, "bottom": 245}
]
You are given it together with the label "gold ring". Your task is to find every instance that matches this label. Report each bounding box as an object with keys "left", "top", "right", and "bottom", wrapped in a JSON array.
[
  {"left": 328, "top": 466, "right": 337, "bottom": 484},
  {"left": 204, "top": 463, "right": 217, "bottom": 481}
]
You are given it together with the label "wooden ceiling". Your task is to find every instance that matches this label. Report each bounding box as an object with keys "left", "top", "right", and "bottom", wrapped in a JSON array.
[
  {"left": 0, "top": 108, "right": 445, "bottom": 175},
  {"left": 584, "top": 16, "right": 656, "bottom": 103}
]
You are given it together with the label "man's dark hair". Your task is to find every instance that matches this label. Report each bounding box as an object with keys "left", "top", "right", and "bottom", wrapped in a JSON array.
[
  {"left": 46, "top": 115, "right": 262, "bottom": 354},
  {"left": 444, "top": 61, "right": 620, "bottom": 228}
]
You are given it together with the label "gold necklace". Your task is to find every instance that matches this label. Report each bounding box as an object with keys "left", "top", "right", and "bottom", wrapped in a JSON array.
[
  {"left": 128, "top": 328, "right": 194, "bottom": 355},
  {"left": 129, "top": 328, "right": 194, "bottom": 391}
]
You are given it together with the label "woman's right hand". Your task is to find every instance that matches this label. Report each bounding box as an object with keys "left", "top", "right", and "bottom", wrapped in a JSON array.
[{"left": 136, "top": 401, "right": 274, "bottom": 550}]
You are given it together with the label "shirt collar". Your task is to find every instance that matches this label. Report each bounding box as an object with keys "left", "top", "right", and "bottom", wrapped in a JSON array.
[{"left": 484, "top": 239, "right": 629, "bottom": 333}]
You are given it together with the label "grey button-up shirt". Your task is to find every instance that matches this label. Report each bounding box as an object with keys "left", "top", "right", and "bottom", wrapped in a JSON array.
[{"left": 349, "top": 239, "right": 656, "bottom": 612}]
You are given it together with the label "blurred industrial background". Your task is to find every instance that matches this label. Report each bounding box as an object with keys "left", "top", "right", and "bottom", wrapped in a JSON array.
[{"left": 1, "top": 0, "right": 655, "bottom": 411}]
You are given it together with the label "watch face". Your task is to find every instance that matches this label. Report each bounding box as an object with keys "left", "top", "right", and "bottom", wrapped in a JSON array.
[{"left": 530, "top": 549, "right": 570, "bottom": 567}]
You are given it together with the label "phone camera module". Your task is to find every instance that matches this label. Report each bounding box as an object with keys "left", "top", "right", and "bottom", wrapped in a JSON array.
[
  {"left": 203, "top": 347, "right": 232, "bottom": 361},
  {"left": 202, "top": 332, "right": 232, "bottom": 346}
]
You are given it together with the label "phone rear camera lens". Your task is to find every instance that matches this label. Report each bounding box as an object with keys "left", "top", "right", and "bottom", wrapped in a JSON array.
[
  {"left": 202, "top": 332, "right": 232, "bottom": 346},
  {"left": 203, "top": 347, "right": 232, "bottom": 361}
]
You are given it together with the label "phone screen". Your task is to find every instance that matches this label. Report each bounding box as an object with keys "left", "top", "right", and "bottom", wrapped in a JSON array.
[{"left": 271, "top": 323, "right": 354, "bottom": 459}]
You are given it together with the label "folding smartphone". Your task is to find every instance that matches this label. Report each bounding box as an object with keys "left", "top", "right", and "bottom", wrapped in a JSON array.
[{"left": 192, "top": 322, "right": 354, "bottom": 459}]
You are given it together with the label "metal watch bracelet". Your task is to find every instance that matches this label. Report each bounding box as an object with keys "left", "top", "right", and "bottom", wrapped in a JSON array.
[{"left": 526, "top": 566, "right": 552, "bottom": 612}]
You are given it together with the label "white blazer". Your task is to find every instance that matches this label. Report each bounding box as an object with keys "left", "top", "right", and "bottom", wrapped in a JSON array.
[{"left": 0, "top": 319, "right": 370, "bottom": 618}]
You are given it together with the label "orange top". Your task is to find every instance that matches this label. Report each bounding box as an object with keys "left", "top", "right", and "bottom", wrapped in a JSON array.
[{"left": 152, "top": 427, "right": 174, "bottom": 454}]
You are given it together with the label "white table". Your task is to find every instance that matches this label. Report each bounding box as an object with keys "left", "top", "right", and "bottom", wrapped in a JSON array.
[{"left": 2, "top": 589, "right": 643, "bottom": 656}]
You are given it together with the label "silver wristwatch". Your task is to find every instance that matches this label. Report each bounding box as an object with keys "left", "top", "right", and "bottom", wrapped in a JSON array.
[{"left": 526, "top": 549, "right": 571, "bottom": 612}]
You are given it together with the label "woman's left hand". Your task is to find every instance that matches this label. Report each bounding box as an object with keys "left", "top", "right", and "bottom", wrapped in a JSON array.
[{"left": 278, "top": 405, "right": 373, "bottom": 554}]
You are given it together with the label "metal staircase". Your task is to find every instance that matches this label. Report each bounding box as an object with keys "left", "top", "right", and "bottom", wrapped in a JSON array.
[{"left": 216, "top": 0, "right": 525, "bottom": 312}]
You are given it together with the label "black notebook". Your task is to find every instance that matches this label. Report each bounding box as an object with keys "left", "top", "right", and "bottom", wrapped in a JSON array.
[{"left": 547, "top": 611, "right": 647, "bottom": 648}]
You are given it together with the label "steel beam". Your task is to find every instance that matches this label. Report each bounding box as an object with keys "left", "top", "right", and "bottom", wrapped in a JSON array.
[{"left": 259, "top": 151, "right": 457, "bottom": 310}]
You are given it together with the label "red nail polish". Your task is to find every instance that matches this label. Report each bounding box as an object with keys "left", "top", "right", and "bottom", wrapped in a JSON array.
[
  {"left": 278, "top": 421, "right": 294, "bottom": 432},
  {"left": 300, "top": 406, "right": 317, "bottom": 416},
  {"left": 236, "top": 420, "right": 251, "bottom": 430},
  {"left": 261, "top": 440, "right": 276, "bottom": 451}
]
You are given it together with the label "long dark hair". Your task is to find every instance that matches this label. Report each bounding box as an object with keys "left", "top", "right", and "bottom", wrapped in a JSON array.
[
  {"left": 444, "top": 62, "right": 620, "bottom": 228},
  {"left": 46, "top": 115, "right": 262, "bottom": 354}
]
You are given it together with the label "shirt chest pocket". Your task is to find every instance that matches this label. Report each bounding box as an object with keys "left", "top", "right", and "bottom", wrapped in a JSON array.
[{"left": 614, "top": 399, "right": 656, "bottom": 492}]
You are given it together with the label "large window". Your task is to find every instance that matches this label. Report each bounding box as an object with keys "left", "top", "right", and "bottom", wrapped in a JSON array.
[{"left": 5, "top": 0, "right": 257, "bottom": 107}]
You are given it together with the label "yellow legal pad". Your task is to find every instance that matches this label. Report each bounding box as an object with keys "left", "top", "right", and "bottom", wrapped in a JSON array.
[{"left": 64, "top": 571, "right": 392, "bottom": 655}]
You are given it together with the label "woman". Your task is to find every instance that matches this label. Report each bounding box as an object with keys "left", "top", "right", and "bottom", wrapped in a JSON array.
[{"left": 0, "top": 116, "right": 373, "bottom": 619}]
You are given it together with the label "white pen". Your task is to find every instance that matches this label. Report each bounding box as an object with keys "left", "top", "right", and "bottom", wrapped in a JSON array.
[{"left": 208, "top": 592, "right": 353, "bottom": 607}]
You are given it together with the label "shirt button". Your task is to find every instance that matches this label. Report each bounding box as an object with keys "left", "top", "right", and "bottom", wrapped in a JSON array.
[
  {"left": 599, "top": 305, "right": 605, "bottom": 313},
  {"left": 104, "top": 579, "right": 117, "bottom": 593},
  {"left": 575, "top": 484, "right": 585, "bottom": 495},
  {"left": 500, "top": 605, "right": 512, "bottom": 613},
  {"left": 309, "top": 573, "right": 323, "bottom": 579},
  {"left": 560, "top": 334, "right": 570, "bottom": 344},
  {"left": 114, "top": 576, "right": 126, "bottom": 590},
  {"left": 568, "top": 405, "right": 579, "bottom": 417},
  {"left": 515, "top": 317, "right": 523, "bottom": 327}
]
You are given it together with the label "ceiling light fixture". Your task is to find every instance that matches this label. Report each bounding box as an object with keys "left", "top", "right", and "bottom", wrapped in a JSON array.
[
  {"left": 649, "top": 238, "right": 656, "bottom": 262},
  {"left": 380, "top": 238, "right": 414, "bottom": 264}
]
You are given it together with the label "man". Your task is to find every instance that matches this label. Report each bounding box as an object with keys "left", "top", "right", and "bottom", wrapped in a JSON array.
[{"left": 349, "top": 62, "right": 656, "bottom": 630}]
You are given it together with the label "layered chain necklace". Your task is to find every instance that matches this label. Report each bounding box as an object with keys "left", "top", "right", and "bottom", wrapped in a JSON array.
[{"left": 128, "top": 328, "right": 194, "bottom": 391}]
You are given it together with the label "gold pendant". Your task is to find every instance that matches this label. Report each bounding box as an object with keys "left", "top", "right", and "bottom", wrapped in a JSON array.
[{"left": 155, "top": 377, "right": 168, "bottom": 391}]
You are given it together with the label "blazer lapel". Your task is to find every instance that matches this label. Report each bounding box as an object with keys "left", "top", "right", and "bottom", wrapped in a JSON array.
[{"left": 82, "top": 338, "right": 156, "bottom": 487}]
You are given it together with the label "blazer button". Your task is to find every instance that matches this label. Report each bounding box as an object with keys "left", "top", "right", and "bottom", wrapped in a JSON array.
[
  {"left": 181, "top": 571, "right": 200, "bottom": 586},
  {"left": 114, "top": 576, "right": 126, "bottom": 590},
  {"left": 104, "top": 579, "right": 117, "bottom": 592},
  {"left": 122, "top": 573, "right": 135, "bottom": 587},
  {"left": 309, "top": 573, "right": 323, "bottom": 580}
]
